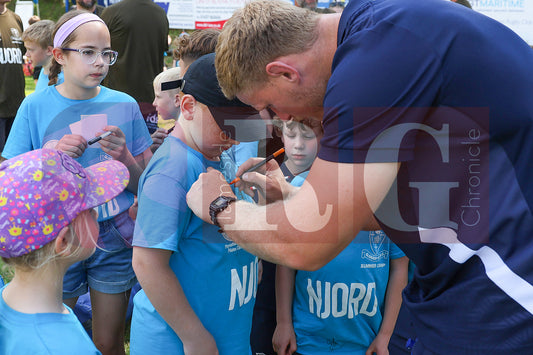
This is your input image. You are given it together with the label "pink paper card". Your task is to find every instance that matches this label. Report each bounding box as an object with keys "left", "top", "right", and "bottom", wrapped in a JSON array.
[{"left": 69, "top": 114, "right": 108, "bottom": 143}]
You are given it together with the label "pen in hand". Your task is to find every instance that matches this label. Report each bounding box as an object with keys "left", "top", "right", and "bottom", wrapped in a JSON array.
[
  {"left": 229, "top": 148, "right": 285, "bottom": 185},
  {"left": 88, "top": 131, "right": 112, "bottom": 145}
]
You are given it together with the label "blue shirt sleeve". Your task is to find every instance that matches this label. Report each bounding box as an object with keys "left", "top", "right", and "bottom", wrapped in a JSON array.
[
  {"left": 133, "top": 173, "right": 189, "bottom": 251},
  {"left": 3, "top": 99, "right": 34, "bottom": 159},
  {"left": 388, "top": 239, "right": 405, "bottom": 260},
  {"left": 129, "top": 103, "right": 153, "bottom": 157}
]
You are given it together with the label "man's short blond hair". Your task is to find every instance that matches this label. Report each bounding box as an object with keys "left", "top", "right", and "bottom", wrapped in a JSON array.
[
  {"left": 215, "top": 0, "right": 319, "bottom": 99},
  {"left": 22, "top": 20, "right": 55, "bottom": 49}
]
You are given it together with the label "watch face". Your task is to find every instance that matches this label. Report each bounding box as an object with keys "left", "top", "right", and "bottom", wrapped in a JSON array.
[{"left": 214, "top": 198, "right": 227, "bottom": 207}]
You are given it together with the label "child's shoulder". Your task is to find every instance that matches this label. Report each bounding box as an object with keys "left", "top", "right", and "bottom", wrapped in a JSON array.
[
  {"left": 98, "top": 86, "right": 137, "bottom": 103},
  {"left": 153, "top": 137, "right": 205, "bottom": 171},
  {"left": 23, "top": 85, "right": 57, "bottom": 102}
]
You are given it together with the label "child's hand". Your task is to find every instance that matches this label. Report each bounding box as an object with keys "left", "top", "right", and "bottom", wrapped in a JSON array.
[
  {"left": 272, "top": 322, "right": 297, "bottom": 355},
  {"left": 365, "top": 332, "right": 390, "bottom": 355},
  {"left": 182, "top": 329, "right": 219, "bottom": 355},
  {"left": 54, "top": 134, "right": 88, "bottom": 158},
  {"left": 98, "top": 126, "right": 132, "bottom": 162},
  {"left": 150, "top": 127, "right": 169, "bottom": 153}
]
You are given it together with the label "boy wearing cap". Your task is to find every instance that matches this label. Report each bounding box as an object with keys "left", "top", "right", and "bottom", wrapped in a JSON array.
[
  {"left": 130, "top": 53, "right": 267, "bottom": 354},
  {"left": 0, "top": 149, "right": 129, "bottom": 354}
]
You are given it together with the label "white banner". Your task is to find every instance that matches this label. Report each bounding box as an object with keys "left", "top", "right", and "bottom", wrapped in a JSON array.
[
  {"left": 158, "top": 0, "right": 293, "bottom": 29},
  {"left": 471, "top": 0, "right": 533, "bottom": 44}
]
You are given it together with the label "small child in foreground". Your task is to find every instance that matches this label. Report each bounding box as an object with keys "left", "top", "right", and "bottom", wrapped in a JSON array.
[{"left": 0, "top": 148, "right": 129, "bottom": 354}]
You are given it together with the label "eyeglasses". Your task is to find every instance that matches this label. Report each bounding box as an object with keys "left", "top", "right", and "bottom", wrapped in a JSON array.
[{"left": 61, "top": 48, "right": 118, "bottom": 66}]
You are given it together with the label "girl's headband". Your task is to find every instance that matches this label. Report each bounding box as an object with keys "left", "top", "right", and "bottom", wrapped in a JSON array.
[{"left": 53, "top": 13, "right": 105, "bottom": 48}]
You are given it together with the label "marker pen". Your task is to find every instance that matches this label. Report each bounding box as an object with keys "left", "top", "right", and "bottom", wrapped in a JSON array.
[{"left": 88, "top": 131, "right": 112, "bottom": 145}]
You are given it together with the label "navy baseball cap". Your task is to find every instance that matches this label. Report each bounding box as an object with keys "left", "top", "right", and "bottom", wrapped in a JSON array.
[{"left": 181, "top": 53, "right": 270, "bottom": 142}]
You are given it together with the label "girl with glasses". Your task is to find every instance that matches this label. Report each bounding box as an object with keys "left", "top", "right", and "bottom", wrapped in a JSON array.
[{"left": 2, "top": 10, "right": 153, "bottom": 355}]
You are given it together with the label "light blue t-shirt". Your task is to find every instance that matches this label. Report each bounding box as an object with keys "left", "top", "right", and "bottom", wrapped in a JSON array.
[
  {"left": 289, "top": 172, "right": 405, "bottom": 354},
  {"left": 0, "top": 285, "right": 101, "bottom": 354},
  {"left": 34, "top": 70, "right": 64, "bottom": 92},
  {"left": 3, "top": 85, "right": 152, "bottom": 221},
  {"left": 292, "top": 231, "right": 405, "bottom": 354},
  {"left": 233, "top": 141, "right": 259, "bottom": 168},
  {"left": 130, "top": 137, "right": 257, "bottom": 355}
]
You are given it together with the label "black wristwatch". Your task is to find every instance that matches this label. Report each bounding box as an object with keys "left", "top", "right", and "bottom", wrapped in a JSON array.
[{"left": 209, "top": 195, "right": 237, "bottom": 228}]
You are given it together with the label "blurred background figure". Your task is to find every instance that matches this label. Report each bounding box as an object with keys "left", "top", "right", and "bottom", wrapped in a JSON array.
[
  {"left": 0, "top": 0, "right": 25, "bottom": 154},
  {"left": 101, "top": 0, "right": 169, "bottom": 135},
  {"left": 74, "top": 0, "right": 105, "bottom": 16}
]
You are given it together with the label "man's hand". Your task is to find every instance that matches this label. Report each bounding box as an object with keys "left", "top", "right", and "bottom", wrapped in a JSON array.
[
  {"left": 234, "top": 157, "right": 295, "bottom": 203},
  {"left": 186, "top": 167, "right": 236, "bottom": 224}
]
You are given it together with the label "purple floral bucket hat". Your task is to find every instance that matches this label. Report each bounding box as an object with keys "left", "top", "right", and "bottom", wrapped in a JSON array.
[{"left": 0, "top": 149, "right": 129, "bottom": 258}]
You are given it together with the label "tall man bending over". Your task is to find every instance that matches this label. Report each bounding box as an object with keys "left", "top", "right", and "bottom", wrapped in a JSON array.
[{"left": 186, "top": 0, "right": 533, "bottom": 353}]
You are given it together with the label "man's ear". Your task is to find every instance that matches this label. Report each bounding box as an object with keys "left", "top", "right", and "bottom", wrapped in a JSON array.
[
  {"left": 265, "top": 61, "right": 300, "bottom": 82},
  {"left": 52, "top": 47, "right": 66, "bottom": 65},
  {"left": 54, "top": 226, "right": 73, "bottom": 256},
  {"left": 180, "top": 94, "right": 196, "bottom": 121}
]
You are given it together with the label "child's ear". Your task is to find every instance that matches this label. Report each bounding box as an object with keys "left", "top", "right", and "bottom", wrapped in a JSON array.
[
  {"left": 52, "top": 47, "right": 66, "bottom": 65},
  {"left": 54, "top": 226, "right": 73, "bottom": 256},
  {"left": 45, "top": 45, "right": 54, "bottom": 57},
  {"left": 173, "top": 93, "right": 180, "bottom": 108},
  {"left": 180, "top": 94, "right": 196, "bottom": 121}
]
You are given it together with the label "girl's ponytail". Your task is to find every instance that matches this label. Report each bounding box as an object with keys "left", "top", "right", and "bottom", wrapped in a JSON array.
[{"left": 48, "top": 58, "right": 62, "bottom": 86}]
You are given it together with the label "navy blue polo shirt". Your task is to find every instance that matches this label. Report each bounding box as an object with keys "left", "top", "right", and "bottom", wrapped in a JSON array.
[{"left": 319, "top": 0, "right": 533, "bottom": 352}]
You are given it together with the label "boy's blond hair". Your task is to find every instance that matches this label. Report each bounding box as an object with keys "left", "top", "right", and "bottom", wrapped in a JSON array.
[
  {"left": 215, "top": 0, "right": 319, "bottom": 99},
  {"left": 21, "top": 20, "right": 55, "bottom": 49},
  {"left": 1, "top": 215, "right": 92, "bottom": 272},
  {"left": 153, "top": 67, "right": 182, "bottom": 97}
]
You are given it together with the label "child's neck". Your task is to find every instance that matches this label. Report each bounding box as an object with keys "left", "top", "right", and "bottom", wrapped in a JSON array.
[
  {"left": 42, "top": 57, "right": 53, "bottom": 75},
  {"left": 2, "top": 266, "right": 69, "bottom": 314},
  {"left": 56, "top": 80, "right": 101, "bottom": 101}
]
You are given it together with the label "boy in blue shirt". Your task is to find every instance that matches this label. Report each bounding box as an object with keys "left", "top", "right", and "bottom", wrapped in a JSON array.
[
  {"left": 130, "top": 53, "right": 268, "bottom": 355},
  {"left": 272, "top": 119, "right": 408, "bottom": 355},
  {"left": 21, "top": 20, "right": 64, "bottom": 92}
]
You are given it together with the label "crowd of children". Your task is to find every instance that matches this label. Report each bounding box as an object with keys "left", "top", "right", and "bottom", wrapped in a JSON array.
[{"left": 0, "top": 7, "right": 412, "bottom": 355}]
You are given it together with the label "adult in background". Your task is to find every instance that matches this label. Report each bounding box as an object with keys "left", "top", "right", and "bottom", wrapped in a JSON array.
[
  {"left": 101, "top": 0, "right": 169, "bottom": 134},
  {"left": 0, "top": 0, "right": 24, "bottom": 153},
  {"left": 74, "top": 0, "right": 105, "bottom": 17},
  {"left": 186, "top": 0, "right": 533, "bottom": 354}
]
